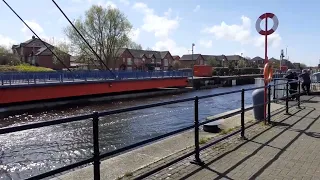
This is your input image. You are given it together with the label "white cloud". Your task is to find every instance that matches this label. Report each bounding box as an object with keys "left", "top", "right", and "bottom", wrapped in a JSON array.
[
  {"left": 21, "top": 20, "right": 44, "bottom": 35},
  {"left": 129, "top": 28, "right": 140, "bottom": 41},
  {"left": 105, "top": 1, "right": 117, "bottom": 9},
  {"left": 203, "top": 16, "right": 251, "bottom": 44},
  {"left": 119, "top": 0, "right": 130, "bottom": 5},
  {"left": 193, "top": 5, "right": 200, "bottom": 12},
  {"left": 199, "top": 39, "right": 212, "bottom": 48},
  {"left": 203, "top": 15, "right": 282, "bottom": 49},
  {"left": 21, "top": 20, "right": 48, "bottom": 40},
  {"left": 0, "top": 34, "right": 16, "bottom": 47},
  {"left": 153, "top": 38, "right": 188, "bottom": 56},
  {"left": 254, "top": 33, "right": 282, "bottom": 49},
  {"left": 133, "top": 2, "right": 180, "bottom": 38}
]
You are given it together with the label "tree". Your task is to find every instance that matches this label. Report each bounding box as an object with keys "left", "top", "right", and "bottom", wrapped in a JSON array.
[
  {"left": 125, "top": 41, "right": 142, "bottom": 50},
  {"left": 52, "top": 41, "right": 72, "bottom": 65},
  {"left": 146, "top": 47, "right": 153, "bottom": 51},
  {"left": 237, "top": 59, "right": 246, "bottom": 68},
  {"left": 172, "top": 60, "right": 180, "bottom": 70},
  {"left": 0, "top": 45, "right": 20, "bottom": 65},
  {"left": 65, "top": 5, "right": 132, "bottom": 69},
  {"left": 207, "top": 57, "right": 219, "bottom": 67}
]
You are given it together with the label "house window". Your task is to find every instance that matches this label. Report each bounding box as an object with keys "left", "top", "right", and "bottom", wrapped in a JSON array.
[
  {"left": 127, "top": 58, "right": 132, "bottom": 65},
  {"left": 142, "top": 58, "right": 145, "bottom": 62},
  {"left": 151, "top": 58, "right": 155, "bottom": 63},
  {"left": 164, "top": 59, "right": 168, "bottom": 66},
  {"left": 123, "top": 58, "right": 125, "bottom": 62}
]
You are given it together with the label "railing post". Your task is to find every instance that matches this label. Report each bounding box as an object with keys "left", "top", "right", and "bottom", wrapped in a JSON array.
[
  {"left": 268, "top": 85, "right": 271, "bottom": 124},
  {"left": 240, "top": 89, "right": 246, "bottom": 140},
  {"left": 273, "top": 79, "right": 276, "bottom": 100},
  {"left": 92, "top": 112, "right": 100, "bottom": 180},
  {"left": 285, "top": 81, "right": 289, "bottom": 115},
  {"left": 298, "top": 80, "right": 301, "bottom": 109},
  {"left": 191, "top": 96, "right": 203, "bottom": 165}
]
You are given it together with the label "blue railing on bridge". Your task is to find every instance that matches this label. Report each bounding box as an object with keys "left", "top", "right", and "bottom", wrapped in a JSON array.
[{"left": 0, "top": 70, "right": 193, "bottom": 86}]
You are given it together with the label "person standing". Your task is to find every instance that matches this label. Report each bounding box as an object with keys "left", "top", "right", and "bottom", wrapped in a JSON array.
[{"left": 299, "top": 69, "right": 311, "bottom": 95}]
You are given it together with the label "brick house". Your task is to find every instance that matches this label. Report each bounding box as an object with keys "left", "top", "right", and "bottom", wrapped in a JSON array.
[
  {"left": 114, "top": 48, "right": 174, "bottom": 71},
  {"left": 172, "top": 55, "right": 180, "bottom": 61},
  {"left": 179, "top": 54, "right": 206, "bottom": 68},
  {"left": 12, "top": 36, "right": 71, "bottom": 70},
  {"left": 251, "top": 56, "right": 265, "bottom": 67}
]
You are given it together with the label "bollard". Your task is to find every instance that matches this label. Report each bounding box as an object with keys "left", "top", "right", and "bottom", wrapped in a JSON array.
[
  {"left": 191, "top": 96, "right": 203, "bottom": 165},
  {"left": 92, "top": 112, "right": 100, "bottom": 180},
  {"left": 285, "top": 82, "right": 289, "bottom": 115},
  {"left": 268, "top": 85, "right": 271, "bottom": 124}
]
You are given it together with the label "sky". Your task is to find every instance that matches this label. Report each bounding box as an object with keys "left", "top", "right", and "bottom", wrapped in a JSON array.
[{"left": 0, "top": 0, "right": 320, "bottom": 66}]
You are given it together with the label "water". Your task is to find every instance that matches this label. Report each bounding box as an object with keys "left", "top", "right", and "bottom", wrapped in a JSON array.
[{"left": 0, "top": 84, "right": 255, "bottom": 179}]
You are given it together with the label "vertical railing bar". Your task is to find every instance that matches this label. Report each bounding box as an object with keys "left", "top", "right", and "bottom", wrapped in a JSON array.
[
  {"left": 298, "top": 81, "right": 301, "bottom": 109},
  {"left": 92, "top": 112, "right": 100, "bottom": 180},
  {"left": 240, "top": 89, "right": 246, "bottom": 140},
  {"left": 285, "top": 81, "right": 290, "bottom": 115},
  {"left": 268, "top": 85, "right": 271, "bottom": 124},
  {"left": 190, "top": 96, "right": 203, "bottom": 165}
]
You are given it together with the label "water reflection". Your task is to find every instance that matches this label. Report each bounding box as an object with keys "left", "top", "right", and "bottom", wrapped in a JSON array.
[{"left": 0, "top": 85, "right": 255, "bottom": 179}]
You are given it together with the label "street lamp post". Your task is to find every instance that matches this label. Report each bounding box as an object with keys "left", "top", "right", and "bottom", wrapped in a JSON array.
[{"left": 192, "top": 43, "right": 195, "bottom": 80}]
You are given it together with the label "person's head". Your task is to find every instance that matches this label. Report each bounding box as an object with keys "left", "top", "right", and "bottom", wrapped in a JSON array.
[
  {"left": 303, "top": 69, "right": 307, "bottom": 73},
  {"left": 293, "top": 72, "right": 297, "bottom": 76}
]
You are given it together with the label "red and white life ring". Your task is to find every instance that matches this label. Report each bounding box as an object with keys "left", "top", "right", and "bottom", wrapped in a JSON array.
[{"left": 255, "top": 13, "right": 279, "bottom": 36}]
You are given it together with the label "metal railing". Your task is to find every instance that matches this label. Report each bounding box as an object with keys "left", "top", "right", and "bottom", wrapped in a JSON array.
[
  {"left": 0, "top": 80, "right": 301, "bottom": 180},
  {"left": 0, "top": 70, "right": 193, "bottom": 86}
]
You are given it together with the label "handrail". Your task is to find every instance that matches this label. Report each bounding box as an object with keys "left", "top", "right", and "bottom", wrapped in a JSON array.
[{"left": 0, "top": 79, "right": 302, "bottom": 180}]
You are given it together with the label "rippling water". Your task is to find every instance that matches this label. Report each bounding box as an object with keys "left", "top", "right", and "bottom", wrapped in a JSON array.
[{"left": 0, "top": 85, "right": 255, "bottom": 179}]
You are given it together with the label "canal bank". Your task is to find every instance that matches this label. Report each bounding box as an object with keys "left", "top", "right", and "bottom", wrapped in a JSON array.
[{"left": 53, "top": 102, "right": 286, "bottom": 180}]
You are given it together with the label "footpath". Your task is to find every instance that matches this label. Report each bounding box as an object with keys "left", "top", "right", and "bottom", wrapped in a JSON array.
[{"left": 123, "top": 95, "right": 320, "bottom": 180}]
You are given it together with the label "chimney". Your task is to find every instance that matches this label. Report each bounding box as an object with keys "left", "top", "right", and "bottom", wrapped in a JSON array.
[{"left": 32, "top": 35, "right": 35, "bottom": 39}]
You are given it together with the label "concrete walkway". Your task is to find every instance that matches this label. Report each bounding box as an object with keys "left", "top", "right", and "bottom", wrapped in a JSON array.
[{"left": 123, "top": 95, "right": 320, "bottom": 180}]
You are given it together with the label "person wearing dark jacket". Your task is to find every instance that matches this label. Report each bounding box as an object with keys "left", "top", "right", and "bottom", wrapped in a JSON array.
[{"left": 299, "top": 70, "right": 311, "bottom": 95}]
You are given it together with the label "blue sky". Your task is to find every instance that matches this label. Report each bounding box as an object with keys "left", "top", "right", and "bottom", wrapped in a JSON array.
[{"left": 0, "top": 0, "right": 319, "bottom": 66}]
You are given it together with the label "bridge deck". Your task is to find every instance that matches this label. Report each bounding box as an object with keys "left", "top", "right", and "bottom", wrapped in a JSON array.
[{"left": 121, "top": 95, "right": 320, "bottom": 180}]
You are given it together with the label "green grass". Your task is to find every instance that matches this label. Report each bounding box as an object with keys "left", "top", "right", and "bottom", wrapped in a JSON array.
[
  {"left": 124, "top": 172, "right": 133, "bottom": 177},
  {"left": 199, "top": 137, "right": 211, "bottom": 144},
  {"left": 219, "top": 127, "right": 235, "bottom": 135},
  {"left": 0, "top": 64, "right": 55, "bottom": 72}
]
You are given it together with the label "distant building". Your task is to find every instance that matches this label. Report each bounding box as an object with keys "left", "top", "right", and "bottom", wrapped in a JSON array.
[
  {"left": 179, "top": 54, "right": 205, "bottom": 68},
  {"left": 12, "top": 36, "right": 71, "bottom": 70}
]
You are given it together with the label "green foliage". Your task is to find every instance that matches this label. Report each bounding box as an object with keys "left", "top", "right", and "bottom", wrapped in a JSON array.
[
  {"left": 0, "top": 45, "right": 21, "bottom": 66},
  {"left": 125, "top": 41, "right": 142, "bottom": 50},
  {"left": 52, "top": 41, "right": 71, "bottom": 65},
  {"left": 65, "top": 5, "right": 133, "bottom": 68},
  {"left": 237, "top": 59, "right": 246, "bottom": 68},
  {"left": 199, "top": 137, "right": 211, "bottom": 144},
  {"left": 172, "top": 60, "right": 180, "bottom": 70},
  {"left": 0, "top": 63, "right": 54, "bottom": 72},
  {"left": 208, "top": 57, "right": 219, "bottom": 67},
  {"left": 213, "top": 67, "right": 261, "bottom": 76}
]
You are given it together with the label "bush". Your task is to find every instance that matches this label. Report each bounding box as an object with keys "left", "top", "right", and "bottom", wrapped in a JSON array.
[
  {"left": 212, "top": 67, "right": 262, "bottom": 76},
  {"left": 0, "top": 64, "right": 55, "bottom": 72}
]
